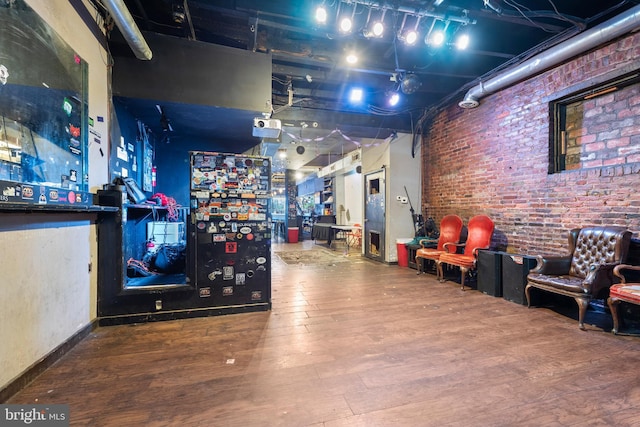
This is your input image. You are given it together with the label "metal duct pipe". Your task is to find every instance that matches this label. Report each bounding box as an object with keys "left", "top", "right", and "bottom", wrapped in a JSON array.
[
  {"left": 103, "top": 0, "right": 152, "bottom": 60},
  {"left": 459, "top": 4, "right": 640, "bottom": 108}
]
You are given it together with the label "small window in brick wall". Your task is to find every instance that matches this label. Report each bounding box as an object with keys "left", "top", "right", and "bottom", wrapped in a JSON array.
[{"left": 549, "top": 72, "right": 640, "bottom": 173}]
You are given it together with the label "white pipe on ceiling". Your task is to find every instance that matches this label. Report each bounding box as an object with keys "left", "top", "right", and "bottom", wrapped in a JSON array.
[
  {"left": 102, "top": 0, "right": 152, "bottom": 60},
  {"left": 459, "top": 4, "right": 640, "bottom": 108}
]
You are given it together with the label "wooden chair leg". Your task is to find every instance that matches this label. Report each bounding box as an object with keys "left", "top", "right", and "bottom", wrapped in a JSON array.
[
  {"left": 575, "top": 297, "right": 590, "bottom": 331},
  {"left": 525, "top": 284, "right": 533, "bottom": 307},
  {"left": 460, "top": 267, "right": 468, "bottom": 290},
  {"left": 608, "top": 297, "right": 620, "bottom": 334},
  {"left": 416, "top": 256, "right": 422, "bottom": 275},
  {"left": 436, "top": 261, "right": 443, "bottom": 281}
]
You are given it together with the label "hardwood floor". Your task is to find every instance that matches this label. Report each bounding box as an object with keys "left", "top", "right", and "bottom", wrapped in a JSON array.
[{"left": 8, "top": 241, "right": 640, "bottom": 426}]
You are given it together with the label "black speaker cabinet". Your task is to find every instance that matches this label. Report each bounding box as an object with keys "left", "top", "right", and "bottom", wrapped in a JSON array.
[
  {"left": 502, "top": 254, "right": 538, "bottom": 305},
  {"left": 477, "top": 250, "right": 503, "bottom": 297}
]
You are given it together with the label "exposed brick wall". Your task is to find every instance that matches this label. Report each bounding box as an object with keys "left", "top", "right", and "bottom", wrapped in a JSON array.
[{"left": 421, "top": 33, "right": 640, "bottom": 256}]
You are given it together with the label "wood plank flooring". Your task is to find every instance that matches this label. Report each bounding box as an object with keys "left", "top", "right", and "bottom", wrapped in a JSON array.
[{"left": 8, "top": 241, "right": 640, "bottom": 426}]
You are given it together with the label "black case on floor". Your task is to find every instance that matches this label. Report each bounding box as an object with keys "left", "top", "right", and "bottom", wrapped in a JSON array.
[
  {"left": 477, "top": 250, "right": 503, "bottom": 297},
  {"left": 502, "top": 254, "right": 538, "bottom": 305}
]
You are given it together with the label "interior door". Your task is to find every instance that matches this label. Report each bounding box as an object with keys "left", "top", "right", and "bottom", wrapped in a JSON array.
[{"left": 364, "top": 169, "right": 385, "bottom": 261}]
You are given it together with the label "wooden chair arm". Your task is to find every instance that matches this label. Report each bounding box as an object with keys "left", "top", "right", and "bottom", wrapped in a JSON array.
[
  {"left": 418, "top": 238, "right": 438, "bottom": 248},
  {"left": 442, "top": 242, "right": 465, "bottom": 253},
  {"left": 613, "top": 264, "right": 640, "bottom": 283}
]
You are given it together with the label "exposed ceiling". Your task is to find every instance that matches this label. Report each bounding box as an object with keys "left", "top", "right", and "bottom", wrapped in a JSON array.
[{"left": 101, "top": 0, "right": 639, "bottom": 172}]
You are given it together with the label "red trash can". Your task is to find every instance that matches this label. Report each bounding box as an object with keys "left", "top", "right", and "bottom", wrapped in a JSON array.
[
  {"left": 288, "top": 227, "right": 299, "bottom": 243},
  {"left": 396, "top": 238, "right": 412, "bottom": 267}
]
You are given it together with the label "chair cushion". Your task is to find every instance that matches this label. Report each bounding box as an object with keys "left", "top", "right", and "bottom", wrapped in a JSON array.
[
  {"left": 416, "top": 248, "right": 444, "bottom": 260},
  {"left": 527, "top": 272, "right": 585, "bottom": 294},
  {"left": 439, "top": 253, "right": 475, "bottom": 269},
  {"left": 610, "top": 284, "right": 640, "bottom": 304}
]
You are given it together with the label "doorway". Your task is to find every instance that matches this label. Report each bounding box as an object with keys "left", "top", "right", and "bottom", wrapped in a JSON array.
[{"left": 364, "top": 169, "right": 385, "bottom": 261}]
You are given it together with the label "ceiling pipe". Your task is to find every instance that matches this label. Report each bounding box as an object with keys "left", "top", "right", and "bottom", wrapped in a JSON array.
[
  {"left": 103, "top": 0, "right": 153, "bottom": 60},
  {"left": 459, "top": 4, "right": 640, "bottom": 108}
]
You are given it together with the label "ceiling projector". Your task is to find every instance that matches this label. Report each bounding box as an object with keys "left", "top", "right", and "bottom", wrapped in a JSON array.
[{"left": 252, "top": 118, "right": 281, "bottom": 138}]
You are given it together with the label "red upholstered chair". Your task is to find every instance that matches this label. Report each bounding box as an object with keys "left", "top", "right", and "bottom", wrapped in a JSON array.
[
  {"left": 438, "top": 215, "right": 495, "bottom": 290},
  {"left": 415, "top": 214, "right": 463, "bottom": 279},
  {"left": 608, "top": 264, "right": 640, "bottom": 334}
]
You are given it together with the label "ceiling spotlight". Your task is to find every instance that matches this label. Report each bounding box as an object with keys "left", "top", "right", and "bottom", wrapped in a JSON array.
[
  {"left": 349, "top": 88, "right": 364, "bottom": 103},
  {"left": 404, "top": 30, "right": 418, "bottom": 45},
  {"left": 399, "top": 15, "right": 420, "bottom": 46},
  {"left": 278, "top": 149, "right": 287, "bottom": 159},
  {"left": 345, "top": 52, "right": 358, "bottom": 65},
  {"left": 456, "top": 33, "right": 470, "bottom": 50},
  {"left": 364, "top": 9, "right": 386, "bottom": 38},
  {"left": 388, "top": 92, "right": 400, "bottom": 107},
  {"left": 339, "top": 4, "right": 357, "bottom": 33},
  {"left": 315, "top": 6, "right": 327, "bottom": 24},
  {"left": 429, "top": 30, "right": 445, "bottom": 47},
  {"left": 372, "top": 21, "right": 384, "bottom": 37},
  {"left": 340, "top": 17, "right": 353, "bottom": 33}
]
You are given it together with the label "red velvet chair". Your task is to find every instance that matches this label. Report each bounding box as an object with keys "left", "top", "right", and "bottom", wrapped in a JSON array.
[
  {"left": 438, "top": 215, "right": 494, "bottom": 290},
  {"left": 415, "top": 214, "right": 463, "bottom": 279}
]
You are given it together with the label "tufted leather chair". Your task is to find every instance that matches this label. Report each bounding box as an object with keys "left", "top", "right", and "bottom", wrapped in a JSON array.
[
  {"left": 525, "top": 226, "right": 632, "bottom": 330},
  {"left": 437, "top": 215, "right": 494, "bottom": 290},
  {"left": 415, "top": 214, "right": 463, "bottom": 279}
]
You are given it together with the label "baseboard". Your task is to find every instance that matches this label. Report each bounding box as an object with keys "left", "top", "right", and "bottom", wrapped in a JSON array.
[
  {"left": 98, "top": 303, "right": 271, "bottom": 326},
  {"left": 0, "top": 319, "right": 98, "bottom": 403}
]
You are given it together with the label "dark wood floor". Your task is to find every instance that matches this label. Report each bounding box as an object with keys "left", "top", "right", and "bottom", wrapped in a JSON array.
[{"left": 9, "top": 241, "right": 640, "bottom": 426}]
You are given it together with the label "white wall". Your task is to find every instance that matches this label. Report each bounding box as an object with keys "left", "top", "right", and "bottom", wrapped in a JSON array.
[
  {"left": 0, "top": 0, "right": 109, "bottom": 391},
  {"left": 343, "top": 170, "right": 363, "bottom": 226},
  {"left": 361, "top": 133, "right": 420, "bottom": 263},
  {"left": 386, "top": 133, "right": 421, "bottom": 262}
]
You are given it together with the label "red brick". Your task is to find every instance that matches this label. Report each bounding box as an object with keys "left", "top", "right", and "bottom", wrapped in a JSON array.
[{"left": 421, "top": 33, "right": 640, "bottom": 254}]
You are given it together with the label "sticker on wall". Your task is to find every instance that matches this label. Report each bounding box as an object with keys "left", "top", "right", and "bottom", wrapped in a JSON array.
[
  {"left": 223, "top": 266, "right": 234, "bottom": 280},
  {"left": 256, "top": 257, "right": 266, "bottom": 265},
  {"left": 246, "top": 233, "right": 254, "bottom": 241},
  {"left": 21, "top": 185, "right": 34, "bottom": 200},
  {"left": 197, "top": 222, "right": 206, "bottom": 230},
  {"left": 225, "top": 242, "right": 237, "bottom": 253},
  {"left": 199, "top": 287, "right": 211, "bottom": 297},
  {"left": 222, "top": 286, "right": 234, "bottom": 296},
  {"left": 251, "top": 291, "right": 262, "bottom": 301},
  {"left": 236, "top": 273, "right": 246, "bottom": 285},
  {"left": 213, "top": 234, "right": 226, "bottom": 242},
  {"left": 207, "top": 270, "right": 222, "bottom": 281},
  {"left": 239, "top": 226, "right": 251, "bottom": 234}
]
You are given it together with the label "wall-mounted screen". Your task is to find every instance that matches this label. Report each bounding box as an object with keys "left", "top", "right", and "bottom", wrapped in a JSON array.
[{"left": 0, "top": 0, "right": 90, "bottom": 206}]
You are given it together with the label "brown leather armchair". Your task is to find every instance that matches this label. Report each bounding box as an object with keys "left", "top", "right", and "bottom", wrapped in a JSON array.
[{"left": 525, "top": 226, "right": 632, "bottom": 330}]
